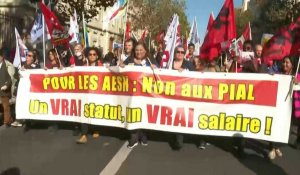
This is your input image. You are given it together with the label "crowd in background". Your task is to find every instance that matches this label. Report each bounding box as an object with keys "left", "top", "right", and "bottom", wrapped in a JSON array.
[{"left": 0, "top": 37, "right": 299, "bottom": 161}]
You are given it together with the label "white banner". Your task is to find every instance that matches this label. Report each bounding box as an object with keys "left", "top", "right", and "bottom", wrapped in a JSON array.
[{"left": 16, "top": 67, "right": 292, "bottom": 143}]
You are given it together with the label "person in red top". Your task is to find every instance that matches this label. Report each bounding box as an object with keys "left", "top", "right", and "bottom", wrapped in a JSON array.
[
  {"left": 45, "top": 49, "right": 62, "bottom": 69},
  {"left": 44, "top": 49, "right": 63, "bottom": 133},
  {"left": 70, "top": 44, "right": 86, "bottom": 66},
  {"left": 77, "top": 47, "right": 103, "bottom": 144},
  {"left": 83, "top": 47, "right": 103, "bottom": 66}
]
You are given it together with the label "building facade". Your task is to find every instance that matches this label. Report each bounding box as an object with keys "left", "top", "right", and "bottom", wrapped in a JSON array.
[
  {"left": 0, "top": 0, "right": 35, "bottom": 49},
  {"left": 87, "top": 6, "right": 126, "bottom": 55},
  {"left": 0, "top": 0, "right": 127, "bottom": 57}
]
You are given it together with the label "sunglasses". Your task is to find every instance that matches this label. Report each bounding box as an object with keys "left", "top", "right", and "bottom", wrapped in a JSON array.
[
  {"left": 176, "top": 51, "right": 185, "bottom": 54},
  {"left": 246, "top": 47, "right": 252, "bottom": 51},
  {"left": 89, "top": 53, "right": 97, "bottom": 56}
]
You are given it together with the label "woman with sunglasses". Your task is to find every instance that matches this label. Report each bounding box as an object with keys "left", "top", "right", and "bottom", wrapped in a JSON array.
[
  {"left": 172, "top": 46, "right": 194, "bottom": 71},
  {"left": 20, "top": 50, "right": 40, "bottom": 130},
  {"left": 84, "top": 47, "right": 103, "bottom": 66},
  {"left": 21, "top": 51, "right": 39, "bottom": 70},
  {"left": 122, "top": 42, "right": 158, "bottom": 149},
  {"left": 172, "top": 46, "right": 194, "bottom": 150},
  {"left": 77, "top": 47, "right": 103, "bottom": 144}
]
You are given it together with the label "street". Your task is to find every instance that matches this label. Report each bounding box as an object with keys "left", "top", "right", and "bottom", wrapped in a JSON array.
[{"left": 1, "top": 123, "right": 300, "bottom": 175}]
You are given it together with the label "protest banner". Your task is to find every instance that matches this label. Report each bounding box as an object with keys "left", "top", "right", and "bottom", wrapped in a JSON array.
[{"left": 16, "top": 67, "right": 292, "bottom": 143}]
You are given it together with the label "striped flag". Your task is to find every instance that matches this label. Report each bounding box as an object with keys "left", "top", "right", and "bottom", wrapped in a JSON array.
[
  {"left": 13, "top": 28, "right": 28, "bottom": 68},
  {"left": 69, "top": 9, "right": 79, "bottom": 43},
  {"left": 187, "top": 17, "right": 200, "bottom": 55},
  {"left": 109, "top": 0, "right": 128, "bottom": 21},
  {"left": 82, "top": 13, "right": 89, "bottom": 47},
  {"left": 161, "top": 14, "right": 180, "bottom": 69}
]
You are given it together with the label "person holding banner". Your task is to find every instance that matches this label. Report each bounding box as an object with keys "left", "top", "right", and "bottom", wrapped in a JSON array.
[
  {"left": 121, "top": 38, "right": 135, "bottom": 63},
  {"left": 172, "top": 45, "right": 194, "bottom": 71},
  {"left": 0, "top": 50, "right": 13, "bottom": 128},
  {"left": 44, "top": 49, "right": 64, "bottom": 133},
  {"left": 193, "top": 57, "right": 206, "bottom": 72},
  {"left": 122, "top": 42, "right": 157, "bottom": 67},
  {"left": 105, "top": 47, "right": 121, "bottom": 66},
  {"left": 268, "top": 56, "right": 298, "bottom": 159},
  {"left": 21, "top": 51, "right": 40, "bottom": 70},
  {"left": 69, "top": 44, "right": 86, "bottom": 136},
  {"left": 45, "top": 49, "right": 62, "bottom": 69},
  {"left": 282, "top": 56, "right": 300, "bottom": 151},
  {"left": 21, "top": 50, "right": 41, "bottom": 131},
  {"left": 122, "top": 42, "right": 158, "bottom": 149},
  {"left": 84, "top": 47, "right": 103, "bottom": 66},
  {"left": 171, "top": 45, "right": 194, "bottom": 150},
  {"left": 254, "top": 44, "right": 262, "bottom": 60},
  {"left": 70, "top": 44, "right": 86, "bottom": 67},
  {"left": 77, "top": 47, "right": 103, "bottom": 144}
]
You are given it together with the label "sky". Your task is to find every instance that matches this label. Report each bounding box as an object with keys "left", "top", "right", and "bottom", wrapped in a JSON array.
[{"left": 186, "top": 0, "right": 243, "bottom": 42}]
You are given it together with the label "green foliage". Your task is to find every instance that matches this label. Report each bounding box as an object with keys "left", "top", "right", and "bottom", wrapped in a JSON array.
[
  {"left": 235, "top": 9, "right": 253, "bottom": 36},
  {"left": 237, "top": 0, "right": 300, "bottom": 43},
  {"left": 54, "top": 0, "right": 115, "bottom": 24},
  {"left": 130, "top": 0, "right": 189, "bottom": 40}
]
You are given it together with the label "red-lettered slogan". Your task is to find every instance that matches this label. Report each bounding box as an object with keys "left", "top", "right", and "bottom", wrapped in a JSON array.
[{"left": 29, "top": 71, "right": 278, "bottom": 107}]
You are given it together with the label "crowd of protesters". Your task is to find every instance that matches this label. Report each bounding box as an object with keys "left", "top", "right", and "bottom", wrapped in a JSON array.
[{"left": 0, "top": 38, "right": 300, "bottom": 161}]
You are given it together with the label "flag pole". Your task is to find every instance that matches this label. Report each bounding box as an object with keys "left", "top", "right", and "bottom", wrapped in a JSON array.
[
  {"left": 122, "top": 0, "right": 129, "bottom": 55},
  {"left": 285, "top": 56, "right": 300, "bottom": 101},
  {"left": 149, "top": 31, "right": 151, "bottom": 53},
  {"left": 220, "top": 54, "right": 223, "bottom": 68},
  {"left": 225, "top": 53, "right": 228, "bottom": 72},
  {"left": 16, "top": 28, "right": 22, "bottom": 67},
  {"left": 69, "top": 48, "right": 74, "bottom": 56},
  {"left": 249, "top": 22, "right": 252, "bottom": 40},
  {"left": 42, "top": 0, "right": 46, "bottom": 68},
  {"left": 82, "top": 12, "right": 87, "bottom": 48},
  {"left": 54, "top": 47, "right": 62, "bottom": 68},
  {"left": 295, "top": 55, "right": 300, "bottom": 77},
  {"left": 234, "top": 38, "right": 238, "bottom": 73}
]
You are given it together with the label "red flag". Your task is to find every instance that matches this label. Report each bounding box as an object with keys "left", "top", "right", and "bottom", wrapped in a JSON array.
[
  {"left": 236, "top": 22, "right": 252, "bottom": 50},
  {"left": 40, "top": 0, "right": 70, "bottom": 46},
  {"left": 207, "top": 12, "right": 214, "bottom": 31},
  {"left": 140, "top": 27, "right": 149, "bottom": 41},
  {"left": 204, "top": 0, "right": 236, "bottom": 46},
  {"left": 176, "top": 24, "right": 182, "bottom": 46},
  {"left": 290, "top": 28, "right": 300, "bottom": 56},
  {"left": 200, "top": 44, "right": 221, "bottom": 60},
  {"left": 155, "top": 30, "right": 165, "bottom": 43},
  {"left": 200, "top": 0, "right": 236, "bottom": 60},
  {"left": 242, "top": 22, "right": 252, "bottom": 40},
  {"left": 262, "top": 17, "right": 300, "bottom": 63},
  {"left": 125, "top": 21, "right": 131, "bottom": 40},
  {"left": 291, "top": 18, "right": 300, "bottom": 56}
]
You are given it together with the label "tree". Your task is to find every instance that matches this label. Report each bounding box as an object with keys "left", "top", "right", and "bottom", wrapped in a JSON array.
[
  {"left": 129, "top": 0, "right": 189, "bottom": 41},
  {"left": 235, "top": 0, "right": 300, "bottom": 44},
  {"left": 30, "top": 0, "right": 115, "bottom": 23},
  {"left": 235, "top": 9, "right": 254, "bottom": 37}
]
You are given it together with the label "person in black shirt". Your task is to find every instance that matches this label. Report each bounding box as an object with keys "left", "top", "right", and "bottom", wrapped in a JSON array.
[{"left": 122, "top": 42, "right": 157, "bottom": 149}]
